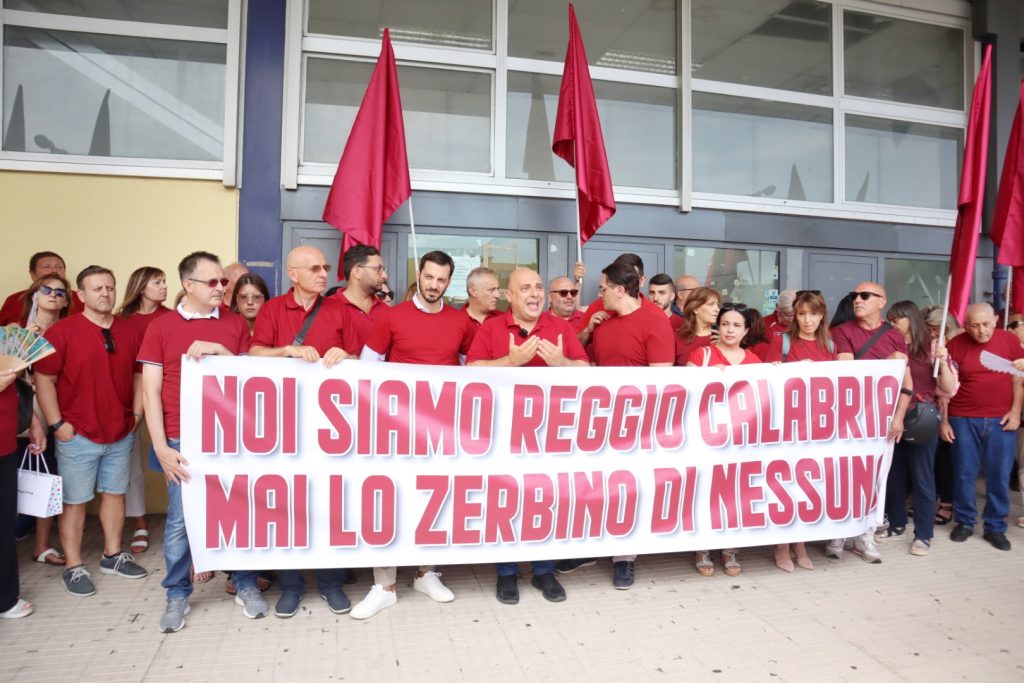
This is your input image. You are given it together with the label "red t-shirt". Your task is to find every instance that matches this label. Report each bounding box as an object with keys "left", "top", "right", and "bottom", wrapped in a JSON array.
[
  {"left": 669, "top": 313, "right": 685, "bottom": 330},
  {"left": 137, "top": 309, "right": 251, "bottom": 439},
  {"left": 0, "top": 287, "right": 84, "bottom": 325},
  {"left": 763, "top": 313, "right": 788, "bottom": 338},
  {"left": 592, "top": 304, "right": 674, "bottom": 367},
  {"left": 947, "top": 329, "right": 1024, "bottom": 418},
  {"left": 123, "top": 306, "right": 172, "bottom": 338},
  {"left": 689, "top": 344, "right": 762, "bottom": 366},
  {"left": 765, "top": 334, "right": 837, "bottom": 363},
  {"left": 364, "top": 300, "right": 473, "bottom": 365},
  {"left": 0, "top": 383, "right": 17, "bottom": 455},
  {"left": 831, "top": 320, "right": 908, "bottom": 360},
  {"left": 674, "top": 334, "right": 711, "bottom": 366},
  {"left": 576, "top": 295, "right": 664, "bottom": 333},
  {"left": 466, "top": 311, "right": 588, "bottom": 366},
  {"left": 252, "top": 290, "right": 349, "bottom": 356},
  {"left": 34, "top": 314, "right": 141, "bottom": 444},
  {"left": 333, "top": 288, "right": 388, "bottom": 354},
  {"left": 907, "top": 355, "right": 938, "bottom": 406}
]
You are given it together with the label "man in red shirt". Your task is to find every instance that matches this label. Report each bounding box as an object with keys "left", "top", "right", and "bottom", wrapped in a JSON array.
[
  {"left": 462, "top": 266, "right": 502, "bottom": 331},
  {"left": 576, "top": 253, "right": 663, "bottom": 347},
  {"left": 138, "top": 251, "right": 265, "bottom": 632},
  {"left": 762, "top": 290, "right": 795, "bottom": 338},
  {"left": 547, "top": 275, "right": 583, "bottom": 327},
  {"left": 333, "top": 244, "right": 389, "bottom": 353},
  {"left": 943, "top": 303, "right": 1024, "bottom": 551},
  {"left": 828, "top": 281, "right": 912, "bottom": 563},
  {"left": 648, "top": 273, "right": 684, "bottom": 330},
  {"left": 249, "top": 245, "right": 352, "bottom": 617},
  {"left": 467, "top": 268, "right": 588, "bottom": 605},
  {"left": 34, "top": 266, "right": 147, "bottom": 598},
  {"left": 351, "top": 250, "right": 473, "bottom": 619},
  {"left": 0, "top": 251, "right": 84, "bottom": 324}
]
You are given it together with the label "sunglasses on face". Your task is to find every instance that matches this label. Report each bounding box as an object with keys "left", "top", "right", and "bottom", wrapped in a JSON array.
[
  {"left": 850, "top": 291, "right": 884, "bottom": 301},
  {"left": 188, "top": 277, "right": 230, "bottom": 288},
  {"left": 101, "top": 327, "right": 115, "bottom": 354},
  {"left": 375, "top": 289, "right": 394, "bottom": 301},
  {"left": 1009, "top": 320, "right": 1024, "bottom": 330},
  {"left": 295, "top": 264, "right": 332, "bottom": 274},
  {"left": 551, "top": 289, "right": 579, "bottom": 297},
  {"left": 39, "top": 285, "right": 67, "bottom": 298}
]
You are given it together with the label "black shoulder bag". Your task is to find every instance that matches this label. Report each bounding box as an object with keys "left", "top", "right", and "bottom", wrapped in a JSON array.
[
  {"left": 853, "top": 323, "right": 892, "bottom": 360},
  {"left": 292, "top": 297, "right": 324, "bottom": 346}
]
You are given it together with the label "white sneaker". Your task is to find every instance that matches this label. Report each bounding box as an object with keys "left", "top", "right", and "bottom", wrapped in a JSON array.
[
  {"left": 350, "top": 584, "right": 397, "bottom": 620},
  {"left": 412, "top": 571, "right": 455, "bottom": 603},
  {"left": 851, "top": 532, "right": 882, "bottom": 563},
  {"left": 823, "top": 538, "right": 845, "bottom": 560}
]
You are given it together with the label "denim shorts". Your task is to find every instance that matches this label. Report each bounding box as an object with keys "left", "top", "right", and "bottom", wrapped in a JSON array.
[{"left": 55, "top": 431, "right": 134, "bottom": 504}]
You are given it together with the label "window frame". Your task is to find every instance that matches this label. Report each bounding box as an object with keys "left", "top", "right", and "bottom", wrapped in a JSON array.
[{"left": 0, "top": 2, "right": 242, "bottom": 185}]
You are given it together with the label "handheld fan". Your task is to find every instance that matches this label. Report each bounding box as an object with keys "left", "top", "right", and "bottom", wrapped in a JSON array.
[{"left": 0, "top": 325, "right": 55, "bottom": 373}]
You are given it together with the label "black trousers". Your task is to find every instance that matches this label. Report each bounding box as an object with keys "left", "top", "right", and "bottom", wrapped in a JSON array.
[{"left": 1, "top": 450, "right": 20, "bottom": 612}]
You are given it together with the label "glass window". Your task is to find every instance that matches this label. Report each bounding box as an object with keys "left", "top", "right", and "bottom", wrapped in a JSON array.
[
  {"left": 303, "top": 58, "right": 491, "bottom": 173},
  {"left": 2, "top": 27, "right": 225, "bottom": 160},
  {"left": 4, "top": 0, "right": 229, "bottom": 29},
  {"left": 885, "top": 258, "right": 948, "bottom": 310},
  {"left": 506, "top": 71, "right": 676, "bottom": 189},
  {"left": 508, "top": 0, "right": 676, "bottom": 75},
  {"left": 673, "top": 245, "right": 780, "bottom": 315},
  {"left": 692, "top": 92, "right": 832, "bottom": 201},
  {"left": 307, "top": 0, "right": 492, "bottom": 51},
  {"left": 845, "top": 115, "right": 961, "bottom": 210},
  {"left": 406, "top": 233, "right": 540, "bottom": 307},
  {"left": 692, "top": 0, "right": 832, "bottom": 95},
  {"left": 844, "top": 11, "right": 963, "bottom": 110}
]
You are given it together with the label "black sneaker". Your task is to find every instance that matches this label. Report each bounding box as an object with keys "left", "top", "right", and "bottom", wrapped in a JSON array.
[
  {"left": 613, "top": 561, "right": 635, "bottom": 589},
  {"left": 950, "top": 524, "right": 974, "bottom": 542},
  {"left": 275, "top": 591, "right": 303, "bottom": 618},
  {"left": 530, "top": 572, "right": 566, "bottom": 602},
  {"left": 496, "top": 574, "right": 519, "bottom": 605},
  {"left": 320, "top": 588, "right": 352, "bottom": 614},
  {"left": 555, "top": 558, "right": 597, "bottom": 574},
  {"left": 982, "top": 531, "right": 1011, "bottom": 551}
]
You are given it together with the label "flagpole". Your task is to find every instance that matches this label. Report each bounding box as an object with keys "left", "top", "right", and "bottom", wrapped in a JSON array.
[
  {"left": 574, "top": 142, "right": 582, "bottom": 265},
  {"left": 1005, "top": 267, "right": 1013, "bottom": 326},
  {"left": 934, "top": 277, "right": 953, "bottom": 378},
  {"left": 408, "top": 196, "right": 420, "bottom": 274}
]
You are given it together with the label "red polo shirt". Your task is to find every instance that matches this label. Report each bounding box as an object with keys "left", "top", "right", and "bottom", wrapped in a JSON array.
[
  {"left": 832, "top": 320, "right": 908, "bottom": 360},
  {"left": 763, "top": 313, "right": 789, "bottom": 338},
  {"left": 34, "top": 314, "right": 141, "bottom": 444},
  {"left": 364, "top": 299, "right": 473, "bottom": 365},
  {"left": 592, "top": 304, "right": 674, "bottom": 367},
  {"left": 333, "top": 288, "right": 388, "bottom": 354},
  {"left": 137, "top": 308, "right": 251, "bottom": 440},
  {"left": 252, "top": 290, "right": 350, "bottom": 356},
  {"left": 467, "top": 311, "right": 588, "bottom": 366},
  {"left": 947, "top": 329, "right": 1024, "bottom": 418},
  {"left": 0, "top": 287, "right": 84, "bottom": 325}
]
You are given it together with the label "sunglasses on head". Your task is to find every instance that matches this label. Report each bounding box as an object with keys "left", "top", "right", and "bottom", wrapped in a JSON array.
[
  {"left": 101, "top": 327, "right": 115, "bottom": 354},
  {"left": 375, "top": 289, "right": 394, "bottom": 301},
  {"left": 796, "top": 289, "right": 821, "bottom": 297},
  {"left": 719, "top": 302, "right": 748, "bottom": 312},
  {"left": 551, "top": 289, "right": 579, "bottom": 297},
  {"left": 39, "top": 285, "right": 67, "bottom": 298},
  {"left": 188, "top": 277, "right": 230, "bottom": 288},
  {"left": 850, "top": 291, "right": 884, "bottom": 301}
]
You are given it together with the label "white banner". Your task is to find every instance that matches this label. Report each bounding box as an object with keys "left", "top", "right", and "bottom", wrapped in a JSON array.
[{"left": 180, "top": 356, "right": 904, "bottom": 572}]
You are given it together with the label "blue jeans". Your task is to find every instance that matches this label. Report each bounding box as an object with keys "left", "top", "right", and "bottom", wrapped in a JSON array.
[
  {"left": 495, "top": 560, "right": 555, "bottom": 577},
  {"left": 277, "top": 568, "right": 346, "bottom": 595},
  {"left": 156, "top": 440, "right": 257, "bottom": 600},
  {"left": 949, "top": 417, "right": 1016, "bottom": 533},
  {"left": 885, "top": 434, "right": 938, "bottom": 541}
]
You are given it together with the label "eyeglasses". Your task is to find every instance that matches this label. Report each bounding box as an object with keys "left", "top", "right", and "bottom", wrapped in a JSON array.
[
  {"left": 850, "top": 291, "right": 884, "bottom": 301},
  {"left": 1009, "top": 320, "right": 1024, "bottom": 330},
  {"left": 795, "top": 290, "right": 821, "bottom": 297},
  {"left": 237, "top": 294, "right": 265, "bottom": 304},
  {"left": 675, "top": 287, "right": 698, "bottom": 293},
  {"left": 39, "top": 285, "right": 67, "bottom": 298},
  {"left": 359, "top": 264, "right": 386, "bottom": 274},
  {"left": 375, "top": 289, "right": 394, "bottom": 301},
  {"left": 101, "top": 327, "right": 115, "bottom": 353},
  {"left": 551, "top": 289, "right": 579, "bottom": 297},
  {"left": 294, "top": 264, "right": 332, "bottom": 274},
  {"left": 719, "top": 302, "right": 748, "bottom": 312},
  {"left": 187, "top": 277, "right": 230, "bottom": 288}
]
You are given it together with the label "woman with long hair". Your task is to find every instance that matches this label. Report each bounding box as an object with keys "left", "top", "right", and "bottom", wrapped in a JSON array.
[
  {"left": 881, "top": 300, "right": 956, "bottom": 556},
  {"left": 765, "top": 290, "right": 836, "bottom": 571},
  {"left": 742, "top": 307, "right": 770, "bottom": 360},
  {"left": 117, "top": 267, "right": 169, "bottom": 322},
  {"left": 686, "top": 303, "right": 761, "bottom": 577},
  {"left": 230, "top": 273, "right": 270, "bottom": 334},
  {"left": 675, "top": 286, "right": 720, "bottom": 365}
]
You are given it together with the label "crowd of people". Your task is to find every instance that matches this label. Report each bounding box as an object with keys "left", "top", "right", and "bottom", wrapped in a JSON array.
[{"left": 1, "top": 247, "right": 1022, "bottom": 631}]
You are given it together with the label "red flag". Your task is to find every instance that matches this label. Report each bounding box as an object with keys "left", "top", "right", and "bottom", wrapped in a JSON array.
[
  {"left": 552, "top": 3, "right": 615, "bottom": 244},
  {"left": 991, "top": 80, "right": 1024, "bottom": 314},
  {"left": 322, "top": 28, "right": 410, "bottom": 257},
  {"left": 947, "top": 44, "right": 992, "bottom": 324}
]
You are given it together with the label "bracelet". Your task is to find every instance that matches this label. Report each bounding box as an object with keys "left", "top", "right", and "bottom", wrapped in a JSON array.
[
  {"left": 49, "top": 419, "right": 65, "bottom": 432},
  {"left": 899, "top": 388, "right": 913, "bottom": 397}
]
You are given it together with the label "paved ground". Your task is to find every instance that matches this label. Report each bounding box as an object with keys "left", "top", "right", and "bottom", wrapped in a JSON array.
[{"left": 2, "top": 493, "right": 1023, "bottom": 683}]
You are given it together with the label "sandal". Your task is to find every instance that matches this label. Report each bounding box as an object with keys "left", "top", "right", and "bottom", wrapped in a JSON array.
[
  {"left": 0, "top": 598, "right": 34, "bottom": 619},
  {"left": 935, "top": 502, "right": 953, "bottom": 526},
  {"left": 130, "top": 529, "right": 150, "bottom": 553},
  {"left": 773, "top": 545, "right": 794, "bottom": 573},
  {"left": 190, "top": 564, "right": 213, "bottom": 584},
  {"left": 1017, "top": 516, "right": 1024, "bottom": 529},
  {"left": 694, "top": 551, "right": 714, "bottom": 577},
  {"left": 722, "top": 549, "right": 742, "bottom": 577},
  {"left": 34, "top": 548, "right": 66, "bottom": 566}
]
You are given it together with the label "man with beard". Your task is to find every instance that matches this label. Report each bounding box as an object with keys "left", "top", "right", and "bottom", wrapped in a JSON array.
[
  {"left": 333, "top": 244, "right": 390, "bottom": 353},
  {"left": 352, "top": 250, "right": 474, "bottom": 619},
  {"left": 648, "top": 273, "right": 684, "bottom": 330}
]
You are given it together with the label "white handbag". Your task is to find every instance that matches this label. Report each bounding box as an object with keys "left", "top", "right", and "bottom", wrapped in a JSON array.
[{"left": 17, "top": 448, "right": 63, "bottom": 518}]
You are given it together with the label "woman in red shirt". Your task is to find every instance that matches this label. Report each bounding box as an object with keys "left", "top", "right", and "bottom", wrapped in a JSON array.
[
  {"left": 675, "top": 286, "right": 720, "bottom": 366},
  {"left": 687, "top": 303, "right": 760, "bottom": 576},
  {"left": 766, "top": 290, "right": 837, "bottom": 571}
]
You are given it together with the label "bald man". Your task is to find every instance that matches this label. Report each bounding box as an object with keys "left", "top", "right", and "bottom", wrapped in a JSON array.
[
  {"left": 671, "top": 275, "right": 699, "bottom": 317},
  {"left": 944, "top": 303, "right": 1024, "bottom": 551},
  {"left": 223, "top": 262, "right": 249, "bottom": 306},
  {"left": 828, "top": 281, "right": 913, "bottom": 563},
  {"left": 548, "top": 275, "right": 583, "bottom": 326}
]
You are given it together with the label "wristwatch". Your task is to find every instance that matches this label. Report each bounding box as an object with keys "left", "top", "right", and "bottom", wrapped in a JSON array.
[{"left": 49, "top": 419, "right": 65, "bottom": 432}]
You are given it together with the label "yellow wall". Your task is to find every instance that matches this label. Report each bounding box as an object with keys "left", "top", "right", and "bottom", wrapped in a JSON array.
[{"left": 0, "top": 171, "right": 239, "bottom": 300}]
